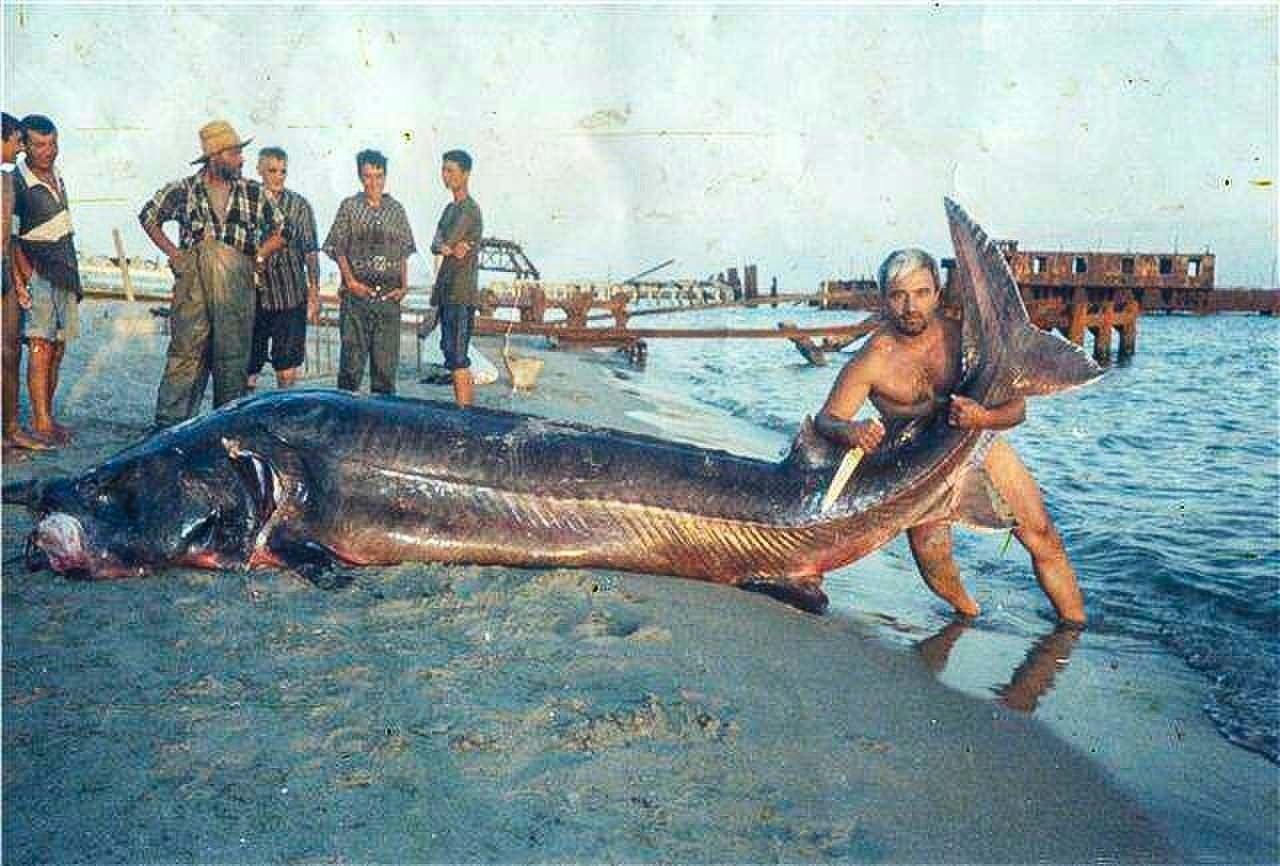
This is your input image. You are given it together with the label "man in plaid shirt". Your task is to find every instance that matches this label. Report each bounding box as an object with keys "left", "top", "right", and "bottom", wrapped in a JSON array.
[{"left": 139, "top": 120, "right": 285, "bottom": 427}]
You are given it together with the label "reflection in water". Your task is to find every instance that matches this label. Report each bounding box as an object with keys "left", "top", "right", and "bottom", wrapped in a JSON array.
[
  {"left": 916, "top": 619, "right": 970, "bottom": 675},
  {"left": 916, "top": 620, "right": 1083, "bottom": 713}
]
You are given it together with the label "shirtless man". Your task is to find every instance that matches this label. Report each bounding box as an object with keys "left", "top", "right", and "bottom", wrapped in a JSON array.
[{"left": 815, "top": 248, "right": 1086, "bottom": 625}]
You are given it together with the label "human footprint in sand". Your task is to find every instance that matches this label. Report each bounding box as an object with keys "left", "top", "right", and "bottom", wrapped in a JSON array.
[{"left": 816, "top": 248, "right": 1087, "bottom": 625}]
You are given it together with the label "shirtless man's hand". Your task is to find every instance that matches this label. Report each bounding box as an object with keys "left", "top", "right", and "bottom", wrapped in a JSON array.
[
  {"left": 830, "top": 417, "right": 885, "bottom": 452},
  {"left": 948, "top": 394, "right": 987, "bottom": 429}
]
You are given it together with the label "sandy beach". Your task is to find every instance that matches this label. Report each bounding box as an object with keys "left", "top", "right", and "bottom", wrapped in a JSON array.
[{"left": 0, "top": 300, "right": 1256, "bottom": 862}]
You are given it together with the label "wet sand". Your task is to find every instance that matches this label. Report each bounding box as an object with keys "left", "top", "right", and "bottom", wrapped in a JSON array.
[{"left": 3, "top": 301, "right": 1180, "bottom": 862}]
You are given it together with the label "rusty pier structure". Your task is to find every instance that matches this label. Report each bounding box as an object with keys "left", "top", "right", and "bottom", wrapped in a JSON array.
[{"left": 820, "top": 242, "right": 1278, "bottom": 363}]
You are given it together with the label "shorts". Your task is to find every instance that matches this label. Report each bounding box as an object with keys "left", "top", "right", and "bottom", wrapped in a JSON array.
[
  {"left": 439, "top": 303, "right": 475, "bottom": 371},
  {"left": 248, "top": 303, "right": 307, "bottom": 374},
  {"left": 23, "top": 272, "right": 79, "bottom": 342}
]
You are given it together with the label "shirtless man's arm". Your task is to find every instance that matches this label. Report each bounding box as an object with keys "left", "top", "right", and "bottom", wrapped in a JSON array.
[
  {"left": 949, "top": 394, "right": 1025, "bottom": 430},
  {"left": 814, "top": 335, "right": 888, "bottom": 453}
]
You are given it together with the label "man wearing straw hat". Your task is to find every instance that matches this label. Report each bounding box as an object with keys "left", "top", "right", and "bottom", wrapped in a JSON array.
[{"left": 139, "top": 120, "right": 285, "bottom": 427}]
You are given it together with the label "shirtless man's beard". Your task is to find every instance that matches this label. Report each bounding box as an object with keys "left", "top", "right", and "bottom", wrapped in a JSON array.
[{"left": 893, "top": 312, "right": 929, "bottom": 336}]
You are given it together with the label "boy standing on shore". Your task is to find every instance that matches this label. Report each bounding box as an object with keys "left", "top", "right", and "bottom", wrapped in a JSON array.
[{"left": 430, "top": 149, "right": 483, "bottom": 407}]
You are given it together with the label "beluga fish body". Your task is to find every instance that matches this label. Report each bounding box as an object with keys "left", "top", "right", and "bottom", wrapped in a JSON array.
[{"left": 5, "top": 200, "right": 1101, "bottom": 612}]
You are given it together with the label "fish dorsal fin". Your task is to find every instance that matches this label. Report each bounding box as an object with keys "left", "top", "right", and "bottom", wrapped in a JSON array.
[{"left": 944, "top": 198, "right": 1103, "bottom": 404}]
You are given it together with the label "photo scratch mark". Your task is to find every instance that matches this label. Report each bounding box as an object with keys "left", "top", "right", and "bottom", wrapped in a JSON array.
[
  {"left": 579, "top": 107, "right": 630, "bottom": 131},
  {"left": 560, "top": 129, "right": 772, "bottom": 139}
]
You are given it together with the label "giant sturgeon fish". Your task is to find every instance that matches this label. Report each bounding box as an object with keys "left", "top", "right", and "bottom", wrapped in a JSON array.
[{"left": 4, "top": 200, "right": 1101, "bottom": 612}]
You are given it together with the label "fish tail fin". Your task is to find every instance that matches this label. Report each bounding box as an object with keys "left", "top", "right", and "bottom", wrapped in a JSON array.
[{"left": 945, "top": 197, "right": 1103, "bottom": 402}]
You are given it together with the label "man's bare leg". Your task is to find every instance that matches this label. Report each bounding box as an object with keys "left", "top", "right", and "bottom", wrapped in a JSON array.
[
  {"left": 2, "top": 291, "right": 48, "bottom": 450},
  {"left": 277, "top": 366, "right": 299, "bottom": 388},
  {"left": 2, "top": 288, "right": 22, "bottom": 442},
  {"left": 985, "top": 438, "right": 1086, "bottom": 625},
  {"left": 452, "top": 368, "right": 473, "bottom": 407},
  {"left": 48, "top": 340, "right": 72, "bottom": 441},
  {"left": 26, "top": 338, "right": 59, "bottom": 444},
  {"left": 907, "top": 521, "right": 981, "bottom": 617}
]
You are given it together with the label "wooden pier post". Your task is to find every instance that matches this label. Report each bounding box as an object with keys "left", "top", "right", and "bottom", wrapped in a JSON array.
[
  {"left": 1092, "top": 301, "right": 1115, "bottom": 364},
  {"left": 1118, "top": 318, "right": 1137, "bottom": 357},
  {"left": 112, "top": 228, "right": 135, "bottom": 302},
  {"left": 1118, "top": 299, "right": 1139, "bottom": 357},
  {"left": 1066, "top": 297, "right": 1088, "bottom": 346}
]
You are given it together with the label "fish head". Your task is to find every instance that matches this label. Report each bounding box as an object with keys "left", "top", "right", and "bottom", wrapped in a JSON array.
[{"left": 20, "top": 437, "right": 273, "bottom": 579}]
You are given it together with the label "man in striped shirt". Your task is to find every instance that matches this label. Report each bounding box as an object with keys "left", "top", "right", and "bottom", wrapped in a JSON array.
[
  {"left": 11, "top": 114, "right": 81, "bottom": 446},
  {"left": 247, "top": 146, "right": 319, "bottom": 390},
  {"left": 139, "top": 121, "right": 285, "bottom": 427}
]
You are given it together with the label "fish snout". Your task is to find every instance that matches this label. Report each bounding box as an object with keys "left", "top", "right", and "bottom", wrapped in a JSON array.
[{"left": 34, "top": 513, "right": 93, "bottom": 574}]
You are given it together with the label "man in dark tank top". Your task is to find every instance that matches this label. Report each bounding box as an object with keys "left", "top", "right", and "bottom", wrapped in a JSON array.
[{"left": 816, "top": 248, "right": 1086, "bottom": 625}]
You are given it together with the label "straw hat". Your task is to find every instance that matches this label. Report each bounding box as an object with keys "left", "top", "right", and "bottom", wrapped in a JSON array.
[{"left": 190, "top": 120, "right": 253, "bottom": 165}]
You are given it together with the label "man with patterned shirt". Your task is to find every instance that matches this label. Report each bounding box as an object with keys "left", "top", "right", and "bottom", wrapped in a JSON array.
[
  {"left": 247, "top": 146, "right": 319, "bottom": 391},
  {"left": 139, "top": 120, "right": 284, "bottom": 427},
  {"left": 323, "top": 149, "right": 416, "bottom": 395}
]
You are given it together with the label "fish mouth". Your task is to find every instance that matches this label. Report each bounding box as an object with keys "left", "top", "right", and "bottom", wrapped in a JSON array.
[
  {"left": 30, "top": 512, "right": 139, "bottom": 578},
  {"left": 34, "top": 513, "right": 93, "bottom": 573}
]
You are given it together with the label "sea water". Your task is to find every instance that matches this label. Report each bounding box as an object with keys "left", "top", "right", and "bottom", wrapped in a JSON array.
[{"left": 608, "top": 303, "right": 1279, "bottom": 766}]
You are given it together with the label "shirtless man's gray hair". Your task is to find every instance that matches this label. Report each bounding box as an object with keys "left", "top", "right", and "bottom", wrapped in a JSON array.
[{"left": 878, "top": 247, "right": 941, "bottom": 295}]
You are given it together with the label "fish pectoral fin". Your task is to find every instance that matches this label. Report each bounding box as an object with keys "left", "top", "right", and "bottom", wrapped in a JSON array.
[
  {"left": 268, "top": 533, "right": 355, "bottom": 591},
  {"left": 948, "top": 466, "right": 1017, "bottom": 531},
  {"left": 221, "top": 437, "right": 280, "bottom": 525},
  {"left": 740, "top": 578, "right": 829, "bottom": 615}
]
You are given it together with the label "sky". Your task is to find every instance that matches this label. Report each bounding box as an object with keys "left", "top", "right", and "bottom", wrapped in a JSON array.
[{"left": 3, "top": 3, "right": 1276, "bottom": 288}]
